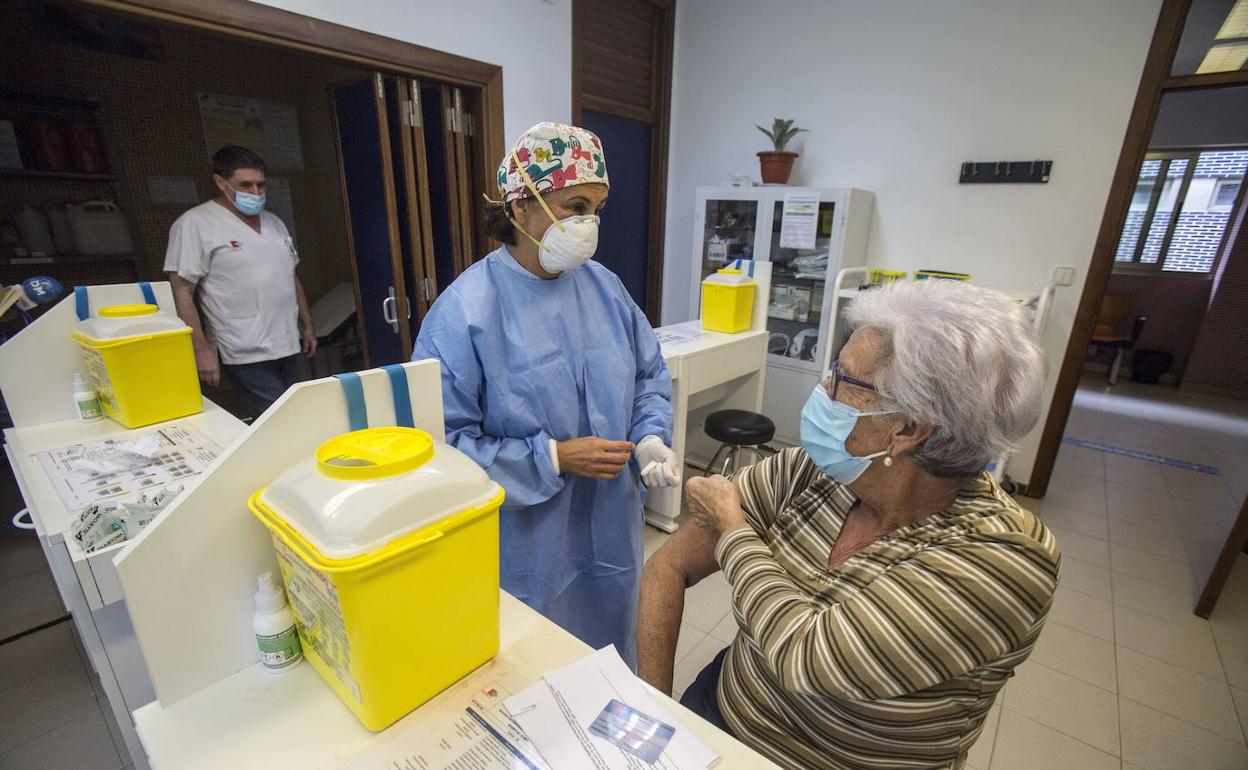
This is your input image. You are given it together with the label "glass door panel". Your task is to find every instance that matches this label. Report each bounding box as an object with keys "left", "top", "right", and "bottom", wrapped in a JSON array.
[
  {"left": 765, "top": 200, "right": 836, "bottom": 364},
  {"left": 700, "top": 199, "right": 758, "bottom": 283}
]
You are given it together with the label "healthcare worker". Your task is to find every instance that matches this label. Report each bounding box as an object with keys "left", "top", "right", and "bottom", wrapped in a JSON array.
[{"left": 412, "top": 123, "right": 679, "bottom": 667}]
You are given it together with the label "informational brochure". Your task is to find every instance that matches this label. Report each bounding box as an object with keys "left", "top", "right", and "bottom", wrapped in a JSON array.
[
  {"left": 37, "top": 422, "right": 221, "bottom": 511},
  {"left": 342, "top": 679, "right": 550, "bottom": 770},
  {"left": 778, "top": 192, "right": 820, "bottom": 250}
]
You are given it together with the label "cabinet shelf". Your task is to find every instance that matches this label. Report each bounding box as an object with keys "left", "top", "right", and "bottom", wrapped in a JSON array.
[
  {"left": 2, "top": 254, "right": 137, "bottom": 266},
  {"left": 0, "top": 169, "right": 118, "bottom": 182}
]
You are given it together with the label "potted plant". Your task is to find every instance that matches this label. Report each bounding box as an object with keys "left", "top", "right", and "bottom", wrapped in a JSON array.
[{"left": 756, "top": 118, "right": 808, "bottom": 184}]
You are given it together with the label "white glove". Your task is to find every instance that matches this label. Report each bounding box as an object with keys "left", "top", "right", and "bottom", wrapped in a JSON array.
[{"left": 635, "top": 435, "right": 681, "bottom": 488}]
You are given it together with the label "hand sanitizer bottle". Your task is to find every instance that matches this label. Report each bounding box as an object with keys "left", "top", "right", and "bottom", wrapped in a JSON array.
[
  {"left": 253, "top": 572, "right": 303, "bottom": 673},
  {"left": 72, "top": 372, "right": 102, "bottom": 422}
]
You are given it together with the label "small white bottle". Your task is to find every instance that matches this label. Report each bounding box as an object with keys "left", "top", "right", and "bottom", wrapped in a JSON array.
[
  {"left": 72, "top": 373, "right": 102, "bottom": 422},
  {"left": 253, "top": 572, "right": 303, "bottom": 674}
]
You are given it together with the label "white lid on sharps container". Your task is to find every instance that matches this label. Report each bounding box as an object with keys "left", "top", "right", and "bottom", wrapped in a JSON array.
[
  {"left": 258, "top": 427, "right": 501, "bottom": 561},
  {"left": 73, "top": 303, "right": 188, "bottom": 340}
]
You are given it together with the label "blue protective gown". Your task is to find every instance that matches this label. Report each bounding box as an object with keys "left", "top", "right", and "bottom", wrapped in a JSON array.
[{"left": 412, "top": 245, "right": 673, "bottom": 667}]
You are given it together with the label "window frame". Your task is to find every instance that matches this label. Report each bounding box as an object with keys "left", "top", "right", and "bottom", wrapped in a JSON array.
[{"left": 1113, "top": 146, "right": 1248, "bottom": 277}]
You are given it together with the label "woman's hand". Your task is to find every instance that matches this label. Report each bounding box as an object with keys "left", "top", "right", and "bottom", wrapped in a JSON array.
[
  {"left": 557, "top": 437, "right": 635, "bottom": 479},
  {"left": 685, "top": 475, "right": 747, "bottom": 535}
]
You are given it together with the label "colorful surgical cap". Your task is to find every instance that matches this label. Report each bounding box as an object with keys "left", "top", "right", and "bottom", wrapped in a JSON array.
[{"left": 497, "top": 122, "right": 609, "bottom": 202}]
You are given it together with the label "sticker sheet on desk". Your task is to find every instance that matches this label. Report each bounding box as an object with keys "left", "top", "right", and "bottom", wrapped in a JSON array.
[{"left": 36, "top": 421, "right": 221, "bottom": 511}]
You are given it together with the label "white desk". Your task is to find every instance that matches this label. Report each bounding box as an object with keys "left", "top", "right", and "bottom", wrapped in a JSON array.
[
  {"left": 650, "top": 321, "right": 768, "bottom": 532},
  {"left": 3, "top": 403, "right": 246, "bottom": 769},
  {"left": 134, "top": 592, "right": 780, "bottom": 770}
]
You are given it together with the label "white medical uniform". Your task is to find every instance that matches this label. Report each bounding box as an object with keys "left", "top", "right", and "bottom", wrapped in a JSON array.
[{"left": 163, "top": 200, "right": 300, "bottom": 365}]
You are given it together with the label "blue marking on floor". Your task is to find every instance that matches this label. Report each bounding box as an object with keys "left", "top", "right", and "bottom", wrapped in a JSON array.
[{"left": 1062, "top": 436, "right": 1221, "bottom": 475}]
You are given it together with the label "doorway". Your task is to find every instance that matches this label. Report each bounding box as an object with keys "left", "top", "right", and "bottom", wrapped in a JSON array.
[{"left": 572, "top": 0, "right": 675, "bottom": 323}]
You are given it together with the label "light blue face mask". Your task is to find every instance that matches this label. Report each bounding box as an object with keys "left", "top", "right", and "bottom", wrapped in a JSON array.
[
  {"left": 225, "top": 182, "right": 266, "bottom": 216},
  {"left": 800, "top": 385, "right": 897, "bottom": 485}
]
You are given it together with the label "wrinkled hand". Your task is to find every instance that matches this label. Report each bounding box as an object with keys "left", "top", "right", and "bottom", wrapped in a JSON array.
[
  {"left": 302, "top": 323, "right": 318, "bottom": 357},
  {"left": 685, "top": 475, "right": 747, "bottom": 535},
  {"left": 635, "top": 435, "right": 681, "bottom": 488},
  {"left": 557, "top": 437, "right": 636, "bottom": 480},
  {"left": 194, "top": 344, "right": 220, "bottom": 387}
]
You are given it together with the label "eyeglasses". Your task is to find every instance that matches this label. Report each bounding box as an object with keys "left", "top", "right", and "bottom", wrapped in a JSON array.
[{"left": 827, "top": 359, "right": 877, "bottom": 401}]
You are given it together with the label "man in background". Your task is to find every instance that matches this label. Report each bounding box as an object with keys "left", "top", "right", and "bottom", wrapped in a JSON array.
[{"left": 165, "top": 145, "right": 315, "bottom": 418}]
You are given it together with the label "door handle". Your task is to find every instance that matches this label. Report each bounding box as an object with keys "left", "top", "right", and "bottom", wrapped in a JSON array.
[
  {"left": 404, "top": 295, "right": 412, "bottom": 319},
  {"left": 382, "top": 287, "right": 399, "bottom": 334}
]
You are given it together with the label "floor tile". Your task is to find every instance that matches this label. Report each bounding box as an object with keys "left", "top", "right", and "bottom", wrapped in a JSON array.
[
  {"left": 1116, "top": 646, "right": 1243, "bottom": 742},
  {"left": 1054, "top": 456, "right": 1104, "bottom": 480},
  {"left": 1103, "top": 453, "right": 1161, "bottom": 475},
  {"left": 1108, "top": 518, "right": 1188, "bottom": 561},
  {"left": 1043, "top": 487, "right": 1108, "bottom": 517},
  {"left": 1028, "top": 622, "right": 1116, "bottom": 691},
  {"left": 1004, "top": 662, "right": 1120, "bottom": 756},
  {"left": 989, "top": 709, "right": 1120, "bottom": 770},
  {"left": 1212, "top": 619, "right": 1248, "bottom": 691},
  {"left": 680, "top": 575, "right": 734, "bottom": 633},
  {"left": 1046, "top": 526, "right": 1110, "bottom": 567},
  {"left": 1059, "top": 557, "right": 1112, "bottom": 601},
  {"left": 1110, "top": 543, "right": 1196, "bottom": 593},
  {"left": 1048, "top": 586, "right": 1114, "bottom": 642},
  {"left": 1119, "top": 697, "right": 1248, "bottom": 770},
  {"left": 1113, "top": 604, "right": 1224, "bottom": 678},
  {"left": 1041, "top": 505, "right": 1110, "bottom": 540},
  {"left": 672, "top": 635, "right": 727, "bottom": 701},
  {"left": 1048, "top": 471, "right": 1106, "bottom": 497},
  {"left": 1111, "top": 571, "right": 1197, "bottom": 624},
  {"left": 1107, "top": 480, "right": 1176, "bottom": 511},
  {"left": 966, "top": 695, "right": 1002, "bottom": 770},
  {"left": 1106, "top": 499, "right": 1181, "bottom": 533},
  {"left": 1232, "top": 687, "right": 1248, "bottom": 744},
  {"left": 642, "top": 525, "right": 670, "bottom": 560},
  {"left": 0, "top": 622, "right": 77, "bottom": 694},
  {"left": 0, "top": 706, "right": 122, "bottom": 770},
  {"left": 674, "top": 624, "right": 706, "bottom": 666},
  {"left": 1105, "top": 463, "right": 1169, "bottom": 493},
  {"left": 0, "top": 651, "right": 99, "bottom": 754},
  {"left": 708, "top": 612, "right": 738, "bottom": 644}
]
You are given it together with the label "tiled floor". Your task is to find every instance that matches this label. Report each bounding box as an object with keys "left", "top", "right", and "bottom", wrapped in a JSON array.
[{"left": 645, "top": 376, "right": 1248, "bottom": 770}]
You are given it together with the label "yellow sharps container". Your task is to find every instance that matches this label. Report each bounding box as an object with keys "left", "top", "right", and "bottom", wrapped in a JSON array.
[
  {"left": 249, "top": 427, "right": 505, "bottom": 731},
  {"left": 70, "top": 302, "right": 201, "bottom": 428},
  {"left": 701, "top": 267, "right": 755, "bottom": 333}
]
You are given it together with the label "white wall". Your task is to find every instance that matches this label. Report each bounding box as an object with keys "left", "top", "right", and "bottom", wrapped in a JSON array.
[
  {"left": 662, "top": 0, "right": 1161, "bottom": 485},
  {"left": 251, "top": 0, "right": 571, "bottom": 142}
]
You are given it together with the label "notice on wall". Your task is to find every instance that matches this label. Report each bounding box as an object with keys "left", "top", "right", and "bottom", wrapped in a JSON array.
[
  {"left": 197, "top": 92, "right": 304, "bottom": 169},
  {"left": 265, "top": 178, "right": 296, "bottom": 242},
  {"left": 146, "top": 176, "right": 201, "bottom": 205},
  {"left": 779, "top": 192, "right": 820, "bottom": 250}
]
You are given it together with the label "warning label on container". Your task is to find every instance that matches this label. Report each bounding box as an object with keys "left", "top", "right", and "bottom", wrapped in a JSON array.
[{"left": 273, "top": 537, "right": 361, "bottom": 702}]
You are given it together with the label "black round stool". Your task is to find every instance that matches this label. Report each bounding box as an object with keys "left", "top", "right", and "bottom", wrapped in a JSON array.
[{"left": 703, "top": 409, "right": 776, "bottom": 476}]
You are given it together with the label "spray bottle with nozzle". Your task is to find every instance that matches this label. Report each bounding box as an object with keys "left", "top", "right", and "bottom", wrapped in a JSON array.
[{"left": 253, "top": 572, "right": 302, "bottom": 673}]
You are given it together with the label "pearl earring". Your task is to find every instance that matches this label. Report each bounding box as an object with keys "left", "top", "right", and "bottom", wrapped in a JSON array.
[{"left": 883, "top": 454, "right": 894, "bottom": 468}]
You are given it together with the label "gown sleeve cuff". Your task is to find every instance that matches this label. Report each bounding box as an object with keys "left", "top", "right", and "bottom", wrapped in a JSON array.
[{"left": 548, "top": 438, "right": 562, "bottom": 475}]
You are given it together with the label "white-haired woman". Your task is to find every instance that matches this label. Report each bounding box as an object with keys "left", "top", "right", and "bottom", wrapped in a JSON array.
[{"left": 637, "top": 280, "right": 1060, "bottom": 770}]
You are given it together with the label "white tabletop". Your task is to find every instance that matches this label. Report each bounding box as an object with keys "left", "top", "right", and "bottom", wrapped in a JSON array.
[
  {"left": 656, "top": 320, "right": 767, "bottom": 360},
  {"left": 134, "top": 592, "right": 779, "bottom": 770},
  {"left": 2, "top": 401, "right": 245, "bottom": 542}
]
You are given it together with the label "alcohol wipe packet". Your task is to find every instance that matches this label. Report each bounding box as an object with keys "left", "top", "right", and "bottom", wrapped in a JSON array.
[{"left": 588, "top": 698, "right": 676, "bottom": 764}]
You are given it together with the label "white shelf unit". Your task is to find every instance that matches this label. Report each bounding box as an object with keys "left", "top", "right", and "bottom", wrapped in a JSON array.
[{"left": 690, "top": 187, "right": 874, "bottom": 444}]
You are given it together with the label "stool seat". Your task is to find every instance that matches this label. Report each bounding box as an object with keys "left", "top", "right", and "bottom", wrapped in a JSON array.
[{"left": 705, "top": 409, "right": 775, "bottom": 446}]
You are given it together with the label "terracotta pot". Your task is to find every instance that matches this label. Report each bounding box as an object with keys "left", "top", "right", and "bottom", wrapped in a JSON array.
[{"left": 757, "top": 150, "right": 798, "bottom": 184}]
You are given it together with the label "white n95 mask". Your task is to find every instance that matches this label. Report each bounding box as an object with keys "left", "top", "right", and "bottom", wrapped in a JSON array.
[{"left": 536, "top": 215, "right": 599, "bottom": 273}]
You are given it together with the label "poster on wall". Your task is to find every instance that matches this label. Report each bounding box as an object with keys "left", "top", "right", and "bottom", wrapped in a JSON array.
[
  {"left": 197, "top": 92, "right": 304, "bottom": 169},
  {"left": 779, "top": 192, "right": 820, "bottom": 250}
]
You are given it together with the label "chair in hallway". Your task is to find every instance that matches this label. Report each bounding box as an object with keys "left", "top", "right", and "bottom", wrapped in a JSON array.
[
  {"left": 703, "top": 409, "right": 776, "bottom": 476},
  {"left": 1089, "top": 293, "right": 1146, "bottom": 385}
]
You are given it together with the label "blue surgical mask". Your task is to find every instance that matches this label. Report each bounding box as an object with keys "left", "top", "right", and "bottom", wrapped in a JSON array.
[
  {"left": 800, "top": 385, "right": 896, "bottom": 485},
  {"left": 226, "top": 182, "right": 265, "bottom": 216}
]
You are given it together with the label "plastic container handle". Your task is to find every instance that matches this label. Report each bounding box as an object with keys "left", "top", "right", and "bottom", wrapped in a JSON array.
[{"left": 11, "top": 509, "right": 35, "bottom": 530}]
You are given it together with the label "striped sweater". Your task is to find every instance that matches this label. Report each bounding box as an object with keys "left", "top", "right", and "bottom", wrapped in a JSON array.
[{"left": 713, "top": 448, "right": 1061, "bottom": 770}]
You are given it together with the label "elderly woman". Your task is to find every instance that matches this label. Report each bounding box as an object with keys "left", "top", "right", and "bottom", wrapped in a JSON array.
[{"left": 638, "top": 280, "right": 1060, "bottom": 770}]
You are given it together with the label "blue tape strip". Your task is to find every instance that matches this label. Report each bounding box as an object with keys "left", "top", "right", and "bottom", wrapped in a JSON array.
[
  {"left": 1061, "top": 436, "right": 1221, "bottom": 475},
  {"left": 381, "top": 364, "right": 414, "bottom": 428},
  {"left": 138, "top": 281, "right": 157, "bottom": 307},
  {"left": 733, "top": 258, "right": 756, "bottom": 277},
  {"left": 74, "top": 286, "right": 89, "bottom": 321},
  {"left": 333, "top": 372, "right": 368, "bottom": 431}
]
